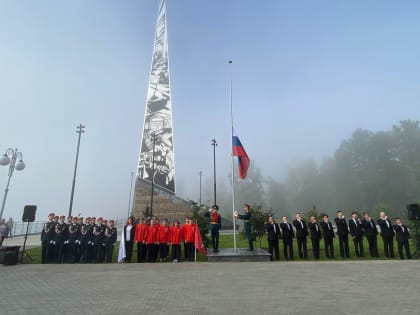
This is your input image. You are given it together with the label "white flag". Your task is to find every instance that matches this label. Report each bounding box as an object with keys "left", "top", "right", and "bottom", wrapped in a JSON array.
[{"left": 117, "top": 227, "right": 126, "bottom": 263}]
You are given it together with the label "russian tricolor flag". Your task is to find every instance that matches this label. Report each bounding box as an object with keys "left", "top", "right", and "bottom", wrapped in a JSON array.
[{"left": 232, "top": 133, "right": 250, "bottom": 179}]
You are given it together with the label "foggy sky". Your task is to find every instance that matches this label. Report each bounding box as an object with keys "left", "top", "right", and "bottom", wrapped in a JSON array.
[{"left": 1, "top": 0, "right": 419, "bottom": 221}]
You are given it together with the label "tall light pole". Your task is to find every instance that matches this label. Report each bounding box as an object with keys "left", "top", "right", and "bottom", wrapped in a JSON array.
[
  {"left": 68, "top": 124, "right": 85, "bottom": 217},
  {"left": 127, "top": 172, "right": 135, "bottom": 219},
  {"left": 211, "top": 139, "right": 217, "bottom": 205},
  {"left": 0, "top": 148, "right": 25, "bottom": 221},
  {"left": 198, "top": 171, "right": 202, "bottom": 206}
]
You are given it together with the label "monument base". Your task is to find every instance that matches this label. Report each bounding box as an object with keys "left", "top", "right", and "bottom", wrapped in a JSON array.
[{"left": 207, "top": 248, "right": 271, "bottom": 262}]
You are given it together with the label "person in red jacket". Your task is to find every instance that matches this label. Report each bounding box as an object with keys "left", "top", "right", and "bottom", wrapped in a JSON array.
[
  {"left": 170, "top": 220, "right": 183, "bottom": 262},
  {"left": 183, "top": 217, "right": 196, "bottom": 261},
  {"left": 157, "top": 219, "right": 171, "bottom": 262},
  {"left": 134, "top": 217, "right": 148, "bottom": 263},
  {"left": 146, "top": 219, "right": 159, "bottom": 262}
]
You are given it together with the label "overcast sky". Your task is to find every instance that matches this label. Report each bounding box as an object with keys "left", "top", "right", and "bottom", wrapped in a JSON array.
[{"left": 1, "top": 0, "right": 419, "bottom": 221}]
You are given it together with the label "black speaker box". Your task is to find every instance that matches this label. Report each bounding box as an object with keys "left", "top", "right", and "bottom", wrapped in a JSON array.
[
  {"left": 22, "top": 205, "right": 37, "bottom": 222},
  {"left": 407, "top": 204, "right": 420, "bottom": 220}
]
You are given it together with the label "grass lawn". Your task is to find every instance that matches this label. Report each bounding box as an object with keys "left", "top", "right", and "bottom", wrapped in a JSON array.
[{"left": 24, "top": 234, "right": 417, "bottom": 264}]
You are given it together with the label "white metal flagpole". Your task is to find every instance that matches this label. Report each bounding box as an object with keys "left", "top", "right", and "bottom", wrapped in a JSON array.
[{"left": 228, "top": 60, "right": 237, "bottom": 251}]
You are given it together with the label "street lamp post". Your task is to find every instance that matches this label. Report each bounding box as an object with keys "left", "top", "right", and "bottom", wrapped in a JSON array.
[
  {"left": 68, "top": 124, "right": 85, "bottom": 217},
  {"left": 211, "top": 139, "right": 217, "bottom": 205},
  {"left": 0, "top": 148, "right": 26, "bottom": 221}
]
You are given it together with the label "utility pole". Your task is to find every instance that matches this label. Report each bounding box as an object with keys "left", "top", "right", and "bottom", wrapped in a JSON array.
[
  {"left": 211, "top": 139, "right": 217, "bottom": 205},
  {"left": 199, "top": 171, "right": 202, "bottom": 206},
  {"left": 68, "top": 124, "right": 85, "bottom": 217}
]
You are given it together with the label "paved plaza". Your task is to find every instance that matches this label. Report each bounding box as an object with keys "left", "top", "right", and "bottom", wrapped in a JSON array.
[{"left": 1, "top": 258, "right": 419, "bottom": 315}]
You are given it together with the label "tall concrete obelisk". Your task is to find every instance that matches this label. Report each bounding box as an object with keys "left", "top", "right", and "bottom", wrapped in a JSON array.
[{"left": 132, "top": 0, "right": 190, "bottom": 220}]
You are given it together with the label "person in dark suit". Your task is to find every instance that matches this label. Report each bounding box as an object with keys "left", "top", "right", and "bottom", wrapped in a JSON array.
[
  {"left": 335, "top": 210, "right": 350, "bottom": 258},
  {"left": 361, "top": 212, "right": 379, "bottom": 257},
  {"left": 124, "top": 216, "right": 136, "bottom": 263},
  {"left": 320, "top": 214, "right": 335, "bottom": 259},
  {"left": 377, "top": 212, "right": 395, "bottom": 258},
  {"left": 393, "top": 218, "right": 411, "bottom": 259},
  {"left": 293, "top": 212, "right": 308, "bottom": 260},
  {"left": 308, "top": 216, "right": 322, "bottom": 259},
  {"left": 266, "top": 215, "right": 281, "bottom": 261},
  {"left": 280, "top": 216, "right": 294, "bottom": 260},
  {"left": 348, "top": 212, "right": 364, "bottom": 257}
]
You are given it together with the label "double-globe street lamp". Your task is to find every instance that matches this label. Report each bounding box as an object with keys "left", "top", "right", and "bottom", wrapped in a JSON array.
[{"left": 0, "top": 148, "right": 25, "bottom": 221}]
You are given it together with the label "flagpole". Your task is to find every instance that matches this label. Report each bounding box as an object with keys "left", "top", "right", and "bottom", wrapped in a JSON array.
[{"left": 228, "top": 60, "right": 237, "bottom": 251}]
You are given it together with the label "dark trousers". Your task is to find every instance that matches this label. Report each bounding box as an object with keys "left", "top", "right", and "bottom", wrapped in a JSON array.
[
  {"left": 352, "top": 236, "right": 364, "bottom": 257},
  {"left": 125, "top": 240, "right": 134, "bottom": 262},
  {"left": 105, "top": 242, "right": 114, "bottom": 263},
  {"left": 147, "top": 244, "right": 158, "bottom": 262},
  {"left": 268, "top": 239, "right": 279, "bottom": 260},
  {"left": 172, "top": 244, "right": 181, "bottom": 261},
  {"left": 185, "top": 242, "right": 195, "bottom": 261},
  {"left": 86, "top": 243, "right": 94, "bottom": 263},
  {"left": 382, "top": 236, "right": 395, "bottom": 258},
  {"left": 137, "top": 242, "right": 147, "bottom": 262},
  {"left": 159, "top": 244, "right": 169, "bottom": 260},
  {"left": 93, "top": 243, "right": 103, "bottom": 263},
  {"left": 211, "top": 232, "right": 219, "bottom": 251},
  {"left": 324, "top": 238, "right": 334, "bottom": 258},
  {"left": 366, "top": 235, "right": 379, "bottom": 257},
  {"left": 297, "top": 237, "right": 308, "bottom": 259},
  {"left": 311, "top": 238, "right": 320, "bottom": 259},
  {"left": 41, "top": 240, "right": 49, "bottom": 264},
  {"left": 338, "top": 234, "right": 350, "bottom": 258},
  {"left": 397, "top": 240, "right": 411, "bottom": 259},
  {"left": 184, "top": 242, "right": 187, "bottom": 259},
  {"left": 283, "top": 239, "right": 294, "bottom": 260},
  {"left": 55, "top": 238, "right": 64, "bottom": 263}
]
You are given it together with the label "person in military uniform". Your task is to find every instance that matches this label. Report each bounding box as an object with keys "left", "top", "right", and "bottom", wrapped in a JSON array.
[
  {"left": 93, "top": 217, "right": 106, "bottom": 263},
  {"left": 205, "top": 205, "right": 222, "bottom": 253},
  {"left": 41, "top": 213, "right": 56, "bottom": 264},
  {"left": 68, "top": 216, "right": 80, "bottom": 263},
  {"left": 54, "top": 215, "right": 67, "bottom": 263},
  {"left": 235, "top": 204, "right": 253, "bottom": 251},
  {"left": 62, "top": 216, "right": 72, "bottom": 263},
  {"left": 86, "top": 217, "right": 96, "bottom": 262},
  {"left": 104, "top": 219, "right": 117, "bottom": 263}
]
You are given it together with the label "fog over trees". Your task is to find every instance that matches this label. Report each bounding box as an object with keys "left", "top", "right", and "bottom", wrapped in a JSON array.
[{"left": 203, "top": 120, "right": 420, "bottom": 220}]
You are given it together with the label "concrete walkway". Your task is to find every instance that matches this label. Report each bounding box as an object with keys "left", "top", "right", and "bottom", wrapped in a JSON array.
[{"left": 1, "top": 260, "right": 419, "bottom": 315}]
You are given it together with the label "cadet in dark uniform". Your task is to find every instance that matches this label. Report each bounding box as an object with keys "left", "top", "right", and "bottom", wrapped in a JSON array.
[
  {"left": 54, "top": 215, "right": 67, "bottom": 263},
  {"left": 41, "top": 213, "right": 55, "bottom": 264},
  {"left": 377, "top": 211, "right": 395, "bottom": 258},
  {"left": 104, "top": 219, "right": 117, "bottom": 263},
  {"left": 62, "top": 216, "right": 72, "bottom": 262},
  {"left": 68, "top": 217, "right": 79, "bottom": 263},
  {"left": 361, "top": 212, "right": 379, "bottom": 258},
  {"left": 205, "top": 205, "right": 222, "bottom": 253},
  {"left": 93, "top": 217, "right": 106, "bottom": 263},
  {"left": 266, "top": 215, "right": 281, "bottom": 260},
  {"left": 308, "top": 216, "right": 322, "bottom": 259},
  {"left": 280, "top": 216, "right": 294, "bottom": 260},
  {"left": 86, "top": 217, "right": 96, "bottom": 263},
  {"left": 320, "top": 214, "right": 335, "bottom": 259},
  {"left": 393, "top": 218, "right": 411, "bottom": 259},
  {"left": 349, "top": 212, "right": 364, "bottom": 257},
  {"left": 235, "top": 204, "right": 253, "bottom": 251},
  {"left": 335, "top": 210, "right": 350, "bottom": 258},
  {"left": 293, "top": 212, "right": 309, "bottom": 260}
]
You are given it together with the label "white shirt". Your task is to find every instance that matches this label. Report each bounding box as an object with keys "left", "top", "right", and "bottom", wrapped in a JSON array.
[{"left": 126, "top": 225, "right": 133, "bottom": 241}]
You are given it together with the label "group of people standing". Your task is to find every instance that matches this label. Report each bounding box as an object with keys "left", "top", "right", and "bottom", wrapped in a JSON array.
[
  {"left": 265, "top": 210, "right": 413, "bottom": 261},
  {"left": 123, "top": 216, "right": 199, "bottom": 263},
  {"left": 41, "top": 213, "right": 117, "bottom": 264}
]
